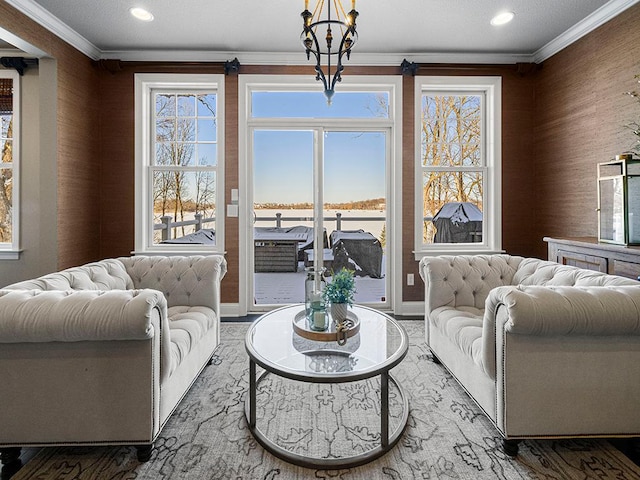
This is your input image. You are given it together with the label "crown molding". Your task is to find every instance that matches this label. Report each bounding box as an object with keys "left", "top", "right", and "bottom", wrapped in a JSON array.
[
  {"left": 533, "top": 0, "right": 640, "bottom": 63},
  {"left": 5, "top": 0, "right": 101, "bottom": 60},
  {"left": 4, "top": 0, "right": 639, "bottom": 65},
  {"left": 101, "top": 49, "right": 535, "bottom": 66},
  {"left": 0, "top": 25, "right": 48, "bottom": 58}
]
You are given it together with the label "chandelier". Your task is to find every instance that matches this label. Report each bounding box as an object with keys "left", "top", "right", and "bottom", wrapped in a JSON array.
[{"left": 301, "top": 0, "right": 359, "bottom": 104}]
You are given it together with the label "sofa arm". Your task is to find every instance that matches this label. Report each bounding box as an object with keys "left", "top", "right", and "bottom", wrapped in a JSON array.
[
  {"left": 419, "top": 254, "right": 523, "bottom": 314},
  {"left": 487, "top": 285, "right": 640, "bottom": 336},
  {"left": 118, "top": 255, "right": 227, "bottom": 313},
  {"left": 0, "top": 289, "right": 168, "bottom": 343}
]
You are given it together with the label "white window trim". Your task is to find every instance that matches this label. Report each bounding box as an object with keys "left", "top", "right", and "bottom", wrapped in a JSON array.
[
  {"left": 238, "top": 74, "right": 402, "bottom": 315},
  {"left": 133, "top": 73, "right": 225, "bottom": 255},
  {"left": 413, "top": 76, "right": 502, "bottom": 259},
  {"left": 0, "top": 69, "right": 20, "bottom": 260}
]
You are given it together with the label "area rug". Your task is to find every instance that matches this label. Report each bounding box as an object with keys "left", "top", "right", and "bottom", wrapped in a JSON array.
[{"left": 11, "top": 321, "right": 640, "bottom": 480}]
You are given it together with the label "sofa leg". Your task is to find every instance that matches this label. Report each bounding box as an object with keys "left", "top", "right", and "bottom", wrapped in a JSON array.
[
  {"left": 136, "top": 444, "right": 153, "bottom": 462},
  {"left": 503, "top": 439, "right": 520, "bottom": 457},
  {"left": 0, "top": 447, "right": 22, "bottom": 479},
  {"left": 429, "top": 350, "right": 441, "bottom": 364}
]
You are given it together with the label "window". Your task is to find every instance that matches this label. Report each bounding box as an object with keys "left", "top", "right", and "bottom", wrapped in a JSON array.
[
  {"left": 414, "top": 76, "right": 501, "bottom": 256},
  {"left": 134, "top": 74, "right": 224, "bottom": 254},
  {"left": 0, "top": 70, "right": 20, "bottom": 259}
]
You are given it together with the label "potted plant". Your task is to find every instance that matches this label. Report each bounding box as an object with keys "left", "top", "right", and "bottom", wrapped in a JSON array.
[{"left": 323, "top": 267, "right": 356, "bottom": 323}]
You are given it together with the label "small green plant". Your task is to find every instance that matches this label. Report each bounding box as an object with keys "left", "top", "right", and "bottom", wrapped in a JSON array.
[{"left": 323, "top": 268, "right": 356, "bottom": 306}]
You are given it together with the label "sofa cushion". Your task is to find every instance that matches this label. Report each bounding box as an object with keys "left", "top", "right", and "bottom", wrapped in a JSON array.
[
  {"left": 3, "top": 259, "right": 134, "bottom": 291},
  {"left": 431, "top": 305, "right": 484, "bottom": 367},
  {"left": 166, "top": 306, "right": 216, "bottom": 377}
]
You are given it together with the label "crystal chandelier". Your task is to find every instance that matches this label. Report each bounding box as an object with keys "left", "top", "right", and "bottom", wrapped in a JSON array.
[{"left": 301, "top": 0, "right": 359, "bottom": 104}]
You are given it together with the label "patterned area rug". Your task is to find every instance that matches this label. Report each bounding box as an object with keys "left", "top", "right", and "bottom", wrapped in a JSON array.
[{"left": 10, "top": 321, "right": 640, "bottom": 480}]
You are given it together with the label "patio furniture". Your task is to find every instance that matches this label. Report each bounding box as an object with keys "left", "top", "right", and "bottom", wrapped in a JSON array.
[
  {"left": 303, "top": 248, "right": 334, "bottom": 271},
  {"left": 254, "top": 227, "right": 310, "bottom": 272},
  {"left": 330, "top": 230, "right": 383, "bottom": 278}
]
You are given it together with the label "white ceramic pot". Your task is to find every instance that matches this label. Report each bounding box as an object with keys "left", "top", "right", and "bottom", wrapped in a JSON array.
[{"left": 331, "top": 302, "right": 349, "bottom": 324}]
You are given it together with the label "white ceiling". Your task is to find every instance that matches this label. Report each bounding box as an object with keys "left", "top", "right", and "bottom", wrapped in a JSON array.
[{"left": 2, "top": 0, "right": 639, "bottom": 64}]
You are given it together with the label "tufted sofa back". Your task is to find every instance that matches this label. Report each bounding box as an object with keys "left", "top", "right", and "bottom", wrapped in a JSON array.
[
  {"left": 512, "top": 257, "right": 639, "bottom": 287},
  {"left": 420, "top": 254, "right": 524, "bottom": 315},
  {"left": 3, "top": 259, "right": 134, "bottom": 291}
]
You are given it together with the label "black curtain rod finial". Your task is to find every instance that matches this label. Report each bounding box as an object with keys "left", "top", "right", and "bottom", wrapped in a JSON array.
[
  {"left": 0, "top": 57, "right": 35, "bottom": 76},
  {"left": 400, "top": 59, "right": 418, "bottom": 76}
]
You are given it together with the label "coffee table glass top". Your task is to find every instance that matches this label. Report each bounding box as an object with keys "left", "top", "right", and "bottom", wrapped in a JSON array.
[{"left": 246, "top": 304, "right": 408, "bottom": 382}]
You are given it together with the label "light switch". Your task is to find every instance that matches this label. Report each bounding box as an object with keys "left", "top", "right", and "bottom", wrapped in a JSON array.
[
  {"left": 231, "top": 189, "right": 239, "bottom": 203},
  {"left": 227, "top": 204, "right": 238, "bottom": 217}
]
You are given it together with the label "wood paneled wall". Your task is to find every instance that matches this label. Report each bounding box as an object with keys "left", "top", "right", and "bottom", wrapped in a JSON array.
[{"left": 533, "top": 4, "right": 640, "bottom": 259}]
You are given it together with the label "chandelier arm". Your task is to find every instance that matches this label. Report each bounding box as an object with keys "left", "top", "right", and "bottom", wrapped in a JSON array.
[{"left": 300, "top": 2, "right": 359, "bottom": 103}]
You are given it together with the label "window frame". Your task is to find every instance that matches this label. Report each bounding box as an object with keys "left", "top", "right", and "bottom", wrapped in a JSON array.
[
  {"left": 414, "top": 76, "right": 502, "bottom": 258},
  {"left": 134, "top": 73, "right": 225, "bottom": 255},
  {"left": 0, "top": 69, "right": 20, "bottom": 260}
]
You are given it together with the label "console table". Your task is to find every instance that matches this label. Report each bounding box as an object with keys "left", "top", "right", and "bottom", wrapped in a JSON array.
[{"left": 544, "top": 236, "right": 640, "bottom": 280}]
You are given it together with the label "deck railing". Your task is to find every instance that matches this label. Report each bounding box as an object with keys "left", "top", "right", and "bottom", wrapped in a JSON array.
[
  {"left": 154, "top": 214, "right": 215, "bottom": 241},
  {"left": 154, "top": 211, "right": 388, "bottom": 241},
  {"left": 254, "top": 212, "right": 385, "bottom": 231}
]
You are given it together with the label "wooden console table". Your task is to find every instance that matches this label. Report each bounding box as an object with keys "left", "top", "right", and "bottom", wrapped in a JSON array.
[{"left": 544, "top": 236, "right": 640, "bottom": 280}]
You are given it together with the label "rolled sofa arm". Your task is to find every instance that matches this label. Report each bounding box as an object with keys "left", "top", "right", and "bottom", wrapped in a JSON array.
[
  {"left": 487, "top": 285, "right": 640, "bottom": 336},
  {"left": 419, "top": 254, "right": 523, "bottom": 314},
  {"left": 0, "top": 289, "right": 168, "bottom": 343},
  {"left": 118, "top": 255, "right": 227, "bottom": 312}
]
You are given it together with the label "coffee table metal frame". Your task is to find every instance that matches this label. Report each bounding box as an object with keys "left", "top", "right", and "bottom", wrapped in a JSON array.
[{"left": 244, "top": 304, "right": 409, "bottom": 469}]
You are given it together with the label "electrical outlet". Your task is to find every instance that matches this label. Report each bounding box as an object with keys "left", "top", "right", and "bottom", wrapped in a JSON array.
[{"left": 407, "top": 273, "right": 414, "bottom": 286}]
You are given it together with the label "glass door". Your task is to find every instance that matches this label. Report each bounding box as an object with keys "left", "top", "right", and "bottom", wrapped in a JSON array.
[{"left": 251, "top": 127, "right": 388, "bottom": 310}]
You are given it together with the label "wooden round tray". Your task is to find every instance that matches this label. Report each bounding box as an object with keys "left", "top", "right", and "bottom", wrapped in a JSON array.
[{"left": 292, "top": 309, "right": 360, "bottom": 342}]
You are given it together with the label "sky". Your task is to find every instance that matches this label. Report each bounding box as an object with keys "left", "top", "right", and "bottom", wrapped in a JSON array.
[{"left": 252, "top": 91, "right": 387, "bottom": 204}]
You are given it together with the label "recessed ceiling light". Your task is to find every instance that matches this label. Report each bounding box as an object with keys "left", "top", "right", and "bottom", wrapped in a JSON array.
[
  {"left": 491, "top": 11, "right": 515, "bottom": 26},
  {"left": 130, "top": 7, "right": 154, "bottom": 22}
]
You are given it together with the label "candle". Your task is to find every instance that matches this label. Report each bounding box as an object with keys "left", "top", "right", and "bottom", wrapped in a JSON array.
[
  {"left": 352, "top": 0, "right": 356, "bottom": 9},
  {"left": 313, "top": 130, "right": 323, "bottom": 292},
  {"left": 313, "top": 310, "right": 326, "bottom": 329},
  {"left": 305, "top": 0, "right": 309, "bottom": 10}
]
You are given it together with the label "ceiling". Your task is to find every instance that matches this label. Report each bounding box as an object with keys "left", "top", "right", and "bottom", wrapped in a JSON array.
[{"left": 2, "top": 0, "right": 639, "bottom": 64}]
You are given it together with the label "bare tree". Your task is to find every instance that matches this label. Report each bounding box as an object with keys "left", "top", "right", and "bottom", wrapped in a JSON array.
[
  {"left": 421, "top": 95, "right": 483, "bottom": 243},
  {"left": 153, "top": 93, "right": 217, "bottom": 242},
  {"left": 0, "top": 115, "right": 13, "bottom": 242}
]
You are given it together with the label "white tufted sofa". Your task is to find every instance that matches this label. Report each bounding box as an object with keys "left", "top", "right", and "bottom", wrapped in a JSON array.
[
  {"left": 0, "top": 255, "right": 226, "bottom": 466},
  {"left": 419, "top": 254, "right": 640, "bottom": 456}
]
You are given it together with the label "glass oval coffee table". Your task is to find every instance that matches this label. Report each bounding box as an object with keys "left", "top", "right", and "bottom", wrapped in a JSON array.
[{"left": 245, "top": 304, "right": 409, "bottom": 469}]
